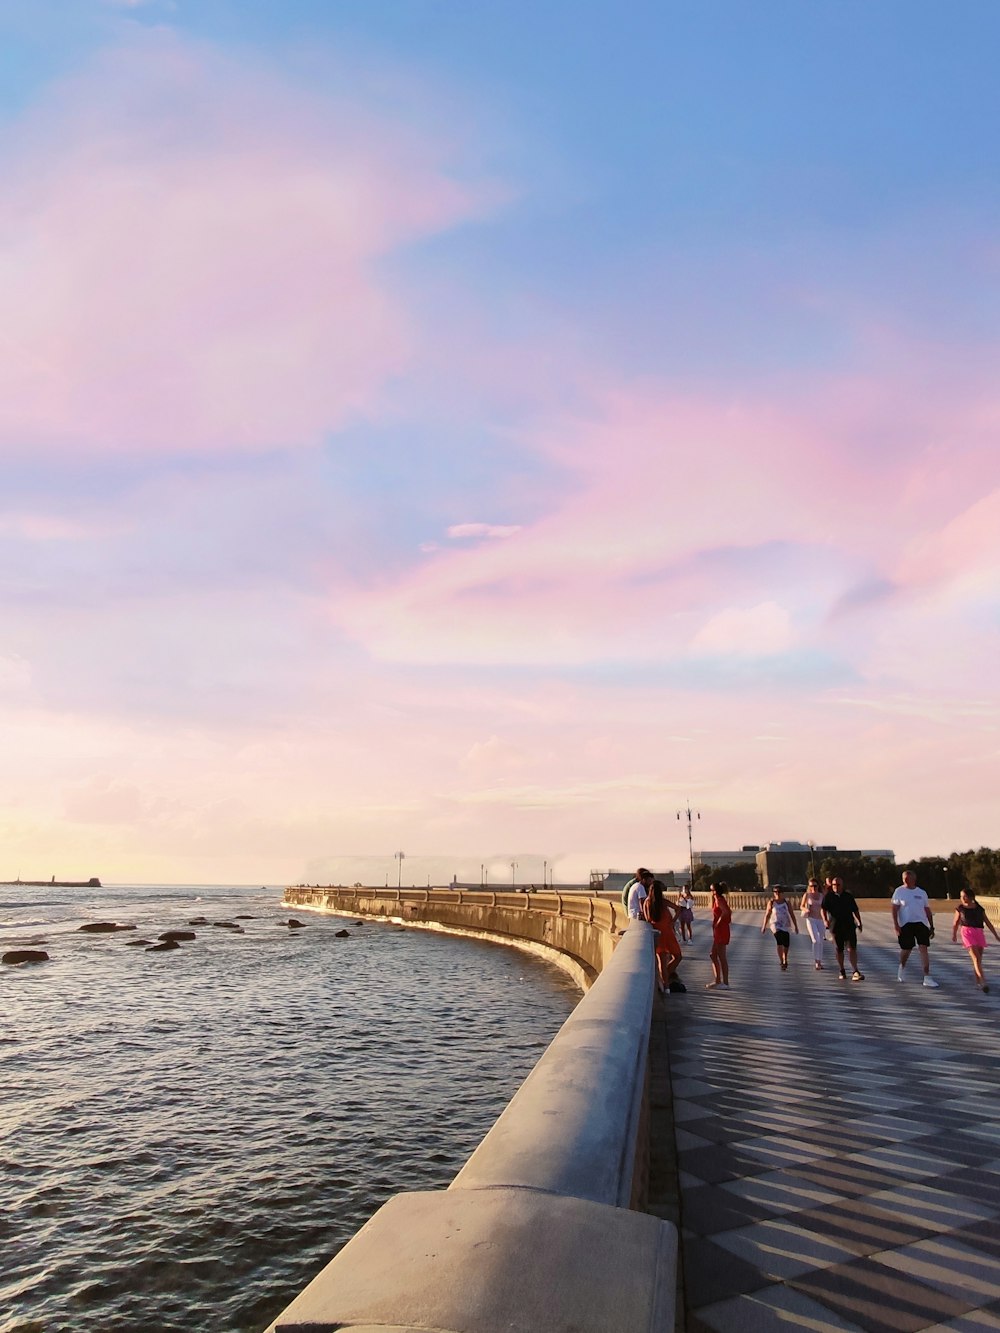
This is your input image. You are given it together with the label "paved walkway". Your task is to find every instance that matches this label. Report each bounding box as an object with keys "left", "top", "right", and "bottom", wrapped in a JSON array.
[{"left": 650, "top": 908, "right": 1000, "bottom": 1333}]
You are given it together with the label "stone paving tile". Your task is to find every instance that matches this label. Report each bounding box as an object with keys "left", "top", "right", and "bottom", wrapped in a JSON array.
[
  {"left": 795, "top": 1158, "right": 902, "bottom": 1198},
  {"left": 921, "top": 1310, "right": 1000, "bottom": 1333},
  {"left": 863, "top": 1183, "right": 1000, "bottom": 1231},
  {"left": 948, "top": 1219, "right": 1000, "bottom": 1263},
  {"left": 875, "top": 1236, "right": 1000, "bottom": 1305},
  {"left": 721, "top": 1169, "right": 845, "bottom": 1216},
  {"left": 680, "top": 1183, "right": 778, "bottom": 1235},
  {"left": 694, "top": 1282, "right": 869, "bottom": 1332},
  {"left": 788, "top": 1257, "right": 973, "bottom": 1333},
  {"left": 785, "top": 1198, "right": 933, "bottom": 1256},
  {"left": 712, "top": 1217, "right": 861, "bottom": 1279},
  {"left": 678, "top": 1144, "right": 770, "bottom": 1185},
  {"left": 683, "top": 1236, "right": 773, "bottom": 1308}
]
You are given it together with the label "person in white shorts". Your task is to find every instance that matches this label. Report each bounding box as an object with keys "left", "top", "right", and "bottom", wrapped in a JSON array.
[
  {"left": 892, "top": 869, "right": 939, "bottom": 987},
  {"left": 799, "top": 878, "right": 827, "bottom": 970}
]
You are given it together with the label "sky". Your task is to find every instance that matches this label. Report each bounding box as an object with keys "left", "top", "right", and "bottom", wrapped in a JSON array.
[{"left": 1, "top": 0, "right": 998, "bottom": 887}]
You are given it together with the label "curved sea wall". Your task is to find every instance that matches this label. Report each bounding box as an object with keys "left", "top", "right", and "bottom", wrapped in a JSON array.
[
  {"left": 267, "top": 888, "right": 677, "bottom": 1333},
  {"left": 283, "top": 885, "right": 629, "bottom": 987}
]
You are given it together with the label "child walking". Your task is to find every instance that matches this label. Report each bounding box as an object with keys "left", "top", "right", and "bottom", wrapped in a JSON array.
[{"left": 952, "top": 889, "right": 1000, "bottom": 992}]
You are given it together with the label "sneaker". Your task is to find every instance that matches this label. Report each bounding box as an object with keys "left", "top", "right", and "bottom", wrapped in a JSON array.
[
  {"left": 838, "top": 970, "right": 847, "bottom": 980},
  {"left": 780, "top": 961, "right": 787, "bottom": 971},
  {"left": 851, "top": 971, "right": 865, "bottom": 982},
  {"left": 815, "top": 961, "right": 823, "bottom": 970},
  {"left": 897, "top": 965, "right": 905, "bottom": 982},
  {"left": 718, "top": 982, "right": 730, "bottom": 989},
  {"left": 922, "top": 976, "right": 939, "bottom": 988}
]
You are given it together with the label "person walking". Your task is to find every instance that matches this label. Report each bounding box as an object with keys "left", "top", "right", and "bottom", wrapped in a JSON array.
[
  {"left": 707, "top": 882, "right": 732, "bottom": 988},
  {"left": 676, "top": 884, "right": 695, "bottom": 942},
  {"left": 761, "top": 885, "right": 799, "bottom": 970},
  {"left": 892, "top": 869, "right": 939, "bottom": 988},
  {"left": 643, "top": 879, "right": 683, "bottom": 993},
  {"left": 822, "top": 876, "right": 864, "bottom": 981},
  {"left": 800, "top": 878, "right": 827, "bottom": 970},
  {"left": 952, "top": 888, "right": 999, "bottom": 993}
]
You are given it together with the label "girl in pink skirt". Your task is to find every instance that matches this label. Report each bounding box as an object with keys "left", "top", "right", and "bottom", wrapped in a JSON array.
[{"left": 952, "top": 889, "right": 1000, "bottom": 992}]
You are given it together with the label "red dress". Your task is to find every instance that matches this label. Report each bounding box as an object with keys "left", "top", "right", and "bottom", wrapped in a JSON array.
[{"left": 712, "top": 900, "right": 732, "bottom": 946}]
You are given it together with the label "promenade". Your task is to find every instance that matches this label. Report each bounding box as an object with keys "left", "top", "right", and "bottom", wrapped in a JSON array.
[{"left": 650, "top": 908, "right": 1000, "bottom": 1333}]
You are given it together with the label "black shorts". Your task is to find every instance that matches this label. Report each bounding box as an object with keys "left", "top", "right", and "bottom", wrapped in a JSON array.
[
  {"left": 898, "top": 921, "right": 931, "bottom": 951},
  {"left": 773, "top": 930, "right": 790, "bottom": 948},
  {"left": 833, "top": 927, "right": 857, "bottom": 950}
]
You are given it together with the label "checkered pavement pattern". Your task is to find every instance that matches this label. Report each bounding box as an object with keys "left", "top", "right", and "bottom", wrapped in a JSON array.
[{"left": 656, "top": 908, "right": 1000, "bottom": 1333}]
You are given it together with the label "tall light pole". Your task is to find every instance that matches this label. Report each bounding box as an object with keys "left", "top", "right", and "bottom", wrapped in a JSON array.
[
  {"left": 543, "top": 859, "right": 547, "bottom": 889},
  {"left": 511, "top": 860, "right": 518, "bottom": 887},
  {"left": 395, "top": 850, "right": 405, "bottom": 888},
  {"left": 677, "top": 802, "right": 700, "bottom": 889}
]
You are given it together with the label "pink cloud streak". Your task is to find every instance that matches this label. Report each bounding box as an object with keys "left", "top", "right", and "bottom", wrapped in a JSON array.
[{"left": 0, "top": 31, "right": 490, "bottom": 457}]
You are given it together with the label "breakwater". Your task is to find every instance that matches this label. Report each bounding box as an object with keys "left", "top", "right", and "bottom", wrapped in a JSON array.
[{"left": 270, "top": 886, "right": 678, "bottom": 1333}]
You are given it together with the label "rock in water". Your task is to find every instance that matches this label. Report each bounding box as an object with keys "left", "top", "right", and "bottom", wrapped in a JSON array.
[
  {"left": 287, "top": 919, "right": 305, "bottom": 929},
  {"left": 78, "top": 922, "right": 136, "bottom": 933},
  {"left": 146, "top": 939, "right": 180, "bottom": 952},
  {"left": 188, "top": 917, "right": 209, "bottom": 925},
  {"left": 334, "top": 929, "right": 350, "bottom": 938},
  {"left": 158, "top": 930, "right": 196, "bottom": 942},
  {"left": 3, "top": 949, "right": 49, "bottom": 964}
]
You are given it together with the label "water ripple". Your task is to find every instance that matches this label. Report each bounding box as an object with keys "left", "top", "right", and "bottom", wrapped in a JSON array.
[{"left": 1, "top": 885, "right": 578, "bottom": 1333}]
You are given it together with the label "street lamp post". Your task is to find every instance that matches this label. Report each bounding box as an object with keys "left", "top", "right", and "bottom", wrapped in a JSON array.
[
  {"left": 395, "top": 851, "right": 405, "bottom": 888},
  {"left": 543, "top": 860, "right": 547, "bottom": 889},
  {"left": 677, "top": 802, "right": 701, "bottom": 890},
  {"left": 511, "top": 860, "right": 518, "bottom": 887}
]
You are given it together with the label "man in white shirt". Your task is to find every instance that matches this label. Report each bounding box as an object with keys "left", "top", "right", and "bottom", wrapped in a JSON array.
[
  {"left": 892, "top": 869, "right": 939, "bottom": 987},
  {"left": 627, "top": 868, "right": 654, "bottom": 920}
]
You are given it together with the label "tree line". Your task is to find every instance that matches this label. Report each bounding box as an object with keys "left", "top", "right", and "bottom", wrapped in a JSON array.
[{"left": 692, "top": 846, "right": 1000, "bottom": 898}]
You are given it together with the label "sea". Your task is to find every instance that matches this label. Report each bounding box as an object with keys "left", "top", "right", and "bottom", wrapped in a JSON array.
[{"left": 1, "top": 883, "right": 580, "bottom": 1333}]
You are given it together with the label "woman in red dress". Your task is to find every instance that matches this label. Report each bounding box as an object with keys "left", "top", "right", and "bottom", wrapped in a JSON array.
[
  {"left": 708, "top": 882, "right": 732, "bottom": 989},
  {"left": 643, "top": 879, "right": 682, "bottom": 993}
]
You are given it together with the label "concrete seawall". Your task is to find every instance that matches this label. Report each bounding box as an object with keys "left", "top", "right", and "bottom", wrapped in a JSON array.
[
  {"left": 267, "top": 887, "right": 677, "bottom": 1333},
  {"left": 283, "top": 885, "right": 628, "bottom": 988}
]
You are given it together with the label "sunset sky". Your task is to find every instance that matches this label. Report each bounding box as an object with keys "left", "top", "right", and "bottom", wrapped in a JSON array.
[{"left": 2, "top": 1, "right": 998, "bottom": 887}]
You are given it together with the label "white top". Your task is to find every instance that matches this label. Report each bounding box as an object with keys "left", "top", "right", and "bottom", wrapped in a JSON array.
[
  {"left": 678, "top": 891, "right": 694, "bottom": 912},
  {"left": 892, "top": 885, "right": 930, "bottom": 926},
  {"left": 770, "top": 900, "right": 793, "bottom": 933},
  {"left": 627, "top": 882, "right": 648, "bottom": 920}
]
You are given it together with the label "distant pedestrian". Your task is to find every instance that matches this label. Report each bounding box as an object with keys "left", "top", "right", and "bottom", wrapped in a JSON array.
[
  {"left": 761, "top": 885, "right": 798, "bottom": 970},
  {"left": 643, "top": 880, "right": 683, "bottom": 993},
  {"left": 952, "top": 888, "right": 999, "bottom": 993},
  {"left": 822, "top": 877, "right": 864, "bottom": 981},
  {"left": 707, "top": 882, "right": 731, "bottom": 988},
  {"left": 676, "top": 884, "right": 695, "bottom": 941},
  {"left": 892, "top": 869, "right": 939, "bottom": 988},
  {"left": 800, "top": 878, "right": 827, "bottom": 970},
  {"left": 624, "top": 868, "right": 653, "bottom": 921}
]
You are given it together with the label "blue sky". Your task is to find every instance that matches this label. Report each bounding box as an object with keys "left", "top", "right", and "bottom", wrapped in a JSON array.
[{"left": 1, "top": 0, "right": 998, "bottom": 883}]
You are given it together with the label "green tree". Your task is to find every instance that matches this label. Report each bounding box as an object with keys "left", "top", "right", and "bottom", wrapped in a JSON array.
[{"left": 692, "top": 861, "right": 759, "bottom": 892}]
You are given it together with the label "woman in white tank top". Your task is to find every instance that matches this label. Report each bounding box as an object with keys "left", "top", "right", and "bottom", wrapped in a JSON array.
[{"left": 799, "top": 878, "right": 827, "bottom": 970}]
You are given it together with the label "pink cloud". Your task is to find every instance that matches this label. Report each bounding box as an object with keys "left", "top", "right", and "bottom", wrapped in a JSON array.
[{"left": 0, "top": 30, "right": 491, "bottom": 457}]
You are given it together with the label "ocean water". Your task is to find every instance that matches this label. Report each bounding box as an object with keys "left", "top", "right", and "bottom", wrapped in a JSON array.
[{"left": 1, "top": 884, "right": 580, "bottom": 1333}]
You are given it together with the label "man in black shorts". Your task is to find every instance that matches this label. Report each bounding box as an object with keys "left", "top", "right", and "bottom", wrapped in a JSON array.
[{"left": 822, "top": 876, "right": 864, "bottom": 981}]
